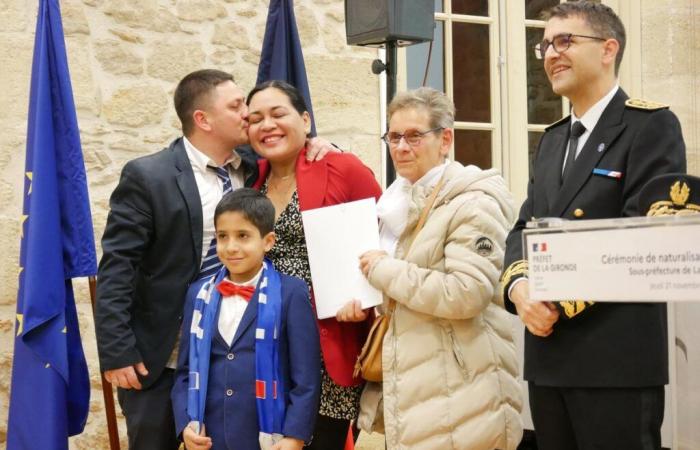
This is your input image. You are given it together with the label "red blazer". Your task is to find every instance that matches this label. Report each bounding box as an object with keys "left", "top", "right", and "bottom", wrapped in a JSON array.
[{"left": 254, "top": 148, "right": 382, "bottom": 386}]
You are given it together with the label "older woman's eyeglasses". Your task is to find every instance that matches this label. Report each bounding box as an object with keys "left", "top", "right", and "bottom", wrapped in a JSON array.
[
  {"left": 534, "top": 33, "right": 606, "bottom": 60},
  {"left": 381, "top": 127, "right": 444, "bottom": 147}
]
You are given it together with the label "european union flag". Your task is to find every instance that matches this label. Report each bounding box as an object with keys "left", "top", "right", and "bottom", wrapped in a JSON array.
[
  {"left": 257, "top": 0, "right": 317, "bottom": 136},
  {"left": 7, "top": 1, "right": 97, "bottom": 449}
]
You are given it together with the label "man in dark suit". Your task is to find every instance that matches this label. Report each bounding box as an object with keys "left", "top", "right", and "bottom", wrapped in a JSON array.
[
  {"left": 500, "top": 3, "right": 686, "bottom": 449},
  {"left": 95, "top": 69, "right": 331, "bottom": 449}
]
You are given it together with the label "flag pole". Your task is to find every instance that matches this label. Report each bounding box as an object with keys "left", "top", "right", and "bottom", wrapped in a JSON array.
[{"left": 89, "top": 276, "right": 120, "bottom": 450}]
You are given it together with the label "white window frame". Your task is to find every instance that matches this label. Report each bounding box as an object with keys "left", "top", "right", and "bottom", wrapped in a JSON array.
[
  {"left": 396, "top": 0, "right": 641, "bottom": 204},
  {"left": 397, "top": 1, "right": 503, "bottom": 172}
]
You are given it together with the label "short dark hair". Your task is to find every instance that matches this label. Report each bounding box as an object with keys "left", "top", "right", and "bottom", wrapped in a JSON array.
[
  {"left": 543, "top": 1, "right": 626, "bottom": 74},
  {"left": 388, "top": 87, "right": 455, "bottom": 129},
  {"left": 174, "top": 69, "right": 235, "bottom": 136},
  {"left": 246, "top": 80, "right": 308, "bottom": 115},
  {"left": 214, "top": 188, "right": 275, "bottom": 236}
]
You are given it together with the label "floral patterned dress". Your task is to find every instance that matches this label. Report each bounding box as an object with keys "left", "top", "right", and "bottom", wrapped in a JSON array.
[{"left": 262, "top": 183, "right": 361, "bottom": 421}]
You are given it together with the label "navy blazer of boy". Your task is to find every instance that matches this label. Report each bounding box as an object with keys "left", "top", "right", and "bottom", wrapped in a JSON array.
[
  {"left": 501, "top": 88, "right": 687, "bottom": 388},
  {"left": 171, "top": 273, "right": 321, "bottom": 449},
  {"left": 95, "top": 137, "right": 259, "bottom": 388}
]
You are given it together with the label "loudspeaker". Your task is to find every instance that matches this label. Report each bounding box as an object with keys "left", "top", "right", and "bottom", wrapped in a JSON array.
[{"left": 345, "top": 0, "right": 434, "bottom": 47}]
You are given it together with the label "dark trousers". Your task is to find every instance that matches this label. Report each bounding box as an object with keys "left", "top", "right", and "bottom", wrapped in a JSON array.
[
  {"left": 529, "top": 383, "right": 664, "bottom": 450},
  {"left": 306, "top": 414, "right": 351, "bottom": 450},
  {"left": 117, "top": 369, "right": 179, "bottom": 450}
]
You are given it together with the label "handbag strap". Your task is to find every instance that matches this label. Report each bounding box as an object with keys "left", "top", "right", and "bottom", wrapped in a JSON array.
[{"left": 387, "top": 174, "right": 447, "bottom": 314}]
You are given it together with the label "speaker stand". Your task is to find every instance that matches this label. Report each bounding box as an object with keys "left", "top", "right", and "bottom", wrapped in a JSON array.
[{"left": 371, "top": 41, "right": 399, "bottom": 186}]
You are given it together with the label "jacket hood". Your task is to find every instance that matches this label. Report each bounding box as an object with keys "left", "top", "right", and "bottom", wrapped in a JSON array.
[{"left": 437, "top": 161, "right": 517, "bottom": 224}]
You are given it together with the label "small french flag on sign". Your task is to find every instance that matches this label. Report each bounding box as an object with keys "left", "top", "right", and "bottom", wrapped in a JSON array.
[{"left": 532, "top": 242, "right": 548, "bottom": 252}]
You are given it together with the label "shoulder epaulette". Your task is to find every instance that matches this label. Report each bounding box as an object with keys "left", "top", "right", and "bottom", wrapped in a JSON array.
[
  {"left": 625, "top": 98, "right": 669, "bottom": 111},
  {"left": 545, "top": 115, "right": 571, "bottom": 131}
]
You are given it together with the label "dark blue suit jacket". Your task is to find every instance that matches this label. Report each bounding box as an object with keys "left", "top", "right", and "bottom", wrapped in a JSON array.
[
  {"left": 171, "top": 273, "right": 321, "bottom": 449},
  {"left": 95, "top": 138, "right": 260, "bottom": 388}
]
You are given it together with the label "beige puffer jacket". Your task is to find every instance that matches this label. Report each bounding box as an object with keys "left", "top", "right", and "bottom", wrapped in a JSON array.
[{"left": 367, "top": 162, "right": 523, "bottom": 450}]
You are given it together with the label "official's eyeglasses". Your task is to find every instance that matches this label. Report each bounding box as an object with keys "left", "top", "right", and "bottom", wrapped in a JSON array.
[
  {"left": 381, "top": 127, "right": 444, "bottom": 147},
  {"left": 534, "top": 33, "right": 606, "bottom": 60}
]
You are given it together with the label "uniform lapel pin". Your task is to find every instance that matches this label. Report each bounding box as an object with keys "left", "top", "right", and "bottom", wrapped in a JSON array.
[
  {"left": 597, "top": 143, "right": 605, "bottom": 152},
  {"left": 592, "top": 168, "right": 623, "bottom": 179}
]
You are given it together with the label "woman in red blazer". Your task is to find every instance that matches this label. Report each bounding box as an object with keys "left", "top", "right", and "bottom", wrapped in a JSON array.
[{"left": 246, "top": 80, "right": 382, "bottom": 449}]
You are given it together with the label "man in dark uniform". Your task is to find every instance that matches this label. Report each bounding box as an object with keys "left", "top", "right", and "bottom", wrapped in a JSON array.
[{"left": 501, "top": 2, "right": 686, "bottom": 449}]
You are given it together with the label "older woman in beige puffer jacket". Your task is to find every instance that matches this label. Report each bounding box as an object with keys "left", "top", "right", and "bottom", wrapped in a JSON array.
[{"left": 356, "top": 88, "right": 523, "bottom": 450}]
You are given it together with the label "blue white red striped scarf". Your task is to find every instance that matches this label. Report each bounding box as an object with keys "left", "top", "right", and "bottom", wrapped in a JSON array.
[{"left": 187, "top": 258, "right": 285, "bottom": 437}]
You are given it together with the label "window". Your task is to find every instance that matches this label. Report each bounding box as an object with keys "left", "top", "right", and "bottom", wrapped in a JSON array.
[
  {"left": 402, "top": 1, "right": 639, "bottom": 203},
  {"left": 524, "top": 0, "right": 565, "bottom": 177},
  {"left": 406, "top": 0, "right": 500, "bottom": 171}
]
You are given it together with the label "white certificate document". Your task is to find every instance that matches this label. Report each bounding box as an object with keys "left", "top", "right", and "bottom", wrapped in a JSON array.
[{"left": 301, "top": 198, "right": 383, "bottom": 319}]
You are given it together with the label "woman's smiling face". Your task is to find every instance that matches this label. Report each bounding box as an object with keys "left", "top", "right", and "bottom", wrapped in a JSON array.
[{"left": 246, "top": 87, "right": 311, "bottom": 164}]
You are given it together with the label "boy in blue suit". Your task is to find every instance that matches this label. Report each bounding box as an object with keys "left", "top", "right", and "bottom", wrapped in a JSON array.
[{"left": 172, "top": 188, "right": 320, "bottom": 450}]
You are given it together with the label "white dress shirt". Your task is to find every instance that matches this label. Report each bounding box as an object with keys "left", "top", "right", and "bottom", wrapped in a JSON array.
[
  {"left": 218, "top": 268, "right": 262, "bottom": 347},
  {"left": 166, "top": 138, "right": 245, "bottom": 369},
  {"left": 561, "top": 84, "right": 619, "bottom": 174},
  {"left": 183, "top": 137, "right": 245, "bottom": 265}
]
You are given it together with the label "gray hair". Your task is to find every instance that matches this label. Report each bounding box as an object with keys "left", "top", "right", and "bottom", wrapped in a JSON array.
[{"left": 388, "top": 87, "right": 455, "bottom": 129}]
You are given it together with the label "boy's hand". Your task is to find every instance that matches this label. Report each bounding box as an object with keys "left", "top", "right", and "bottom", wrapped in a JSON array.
[
  {"left": 336, "top": 299, "right": 368, "bottom": 322},
  {"left": 270, "top": 437, "right": 304, "bottom": 450},
  {"left": 306, "top": 137, "right": 341, "bottom": 161},
  {"left": 183, "top": 422, "right": 212, "bottom": 450}
]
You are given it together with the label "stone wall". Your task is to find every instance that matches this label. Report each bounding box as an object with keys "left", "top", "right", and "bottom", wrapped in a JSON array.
[
  {"left": 642, "top": 0, "right": 699, "bottom": 176},
  {"left": 0, "top": 0, "right": 380, "bottom": 447},
  {"left": 642, "top": 3, "right": 700, "bottom": 448},
  {"left": 1, "top": 1, "right": 699, "bottom": 448}
]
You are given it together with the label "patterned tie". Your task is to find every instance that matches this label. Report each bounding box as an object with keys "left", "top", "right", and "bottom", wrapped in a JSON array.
[
  {"left": 198, "top": 166, "right": 233, "bottom": 279},
  {"left": 561, "top": 121, "right": 587, "bottom": 184},
  {"left": 217, "top": 280, "right": 255, "bottom": 301}
]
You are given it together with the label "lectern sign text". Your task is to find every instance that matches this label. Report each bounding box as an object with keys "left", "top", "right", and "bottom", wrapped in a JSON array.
[{"left": 526, "top": 222, "right": 700, "bottom": 302}]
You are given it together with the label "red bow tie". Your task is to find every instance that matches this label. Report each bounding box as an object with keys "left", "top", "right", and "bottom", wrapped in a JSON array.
[{"left": 217, "top": 281, "right": 255, "bottom": 301}]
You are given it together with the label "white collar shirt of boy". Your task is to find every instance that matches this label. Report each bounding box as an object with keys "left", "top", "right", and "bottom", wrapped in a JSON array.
[{"left": 218, "top": 268, "right": 263, "bottom": 347}]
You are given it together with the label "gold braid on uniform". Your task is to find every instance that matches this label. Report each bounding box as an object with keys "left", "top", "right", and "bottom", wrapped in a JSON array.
[
  {"left": 501, "top": 260, "right": 529, "bottom": 291},
  {"left": 501, "top": 260, "right": 596, "bottom": 319},
  {"left": 558, "top": 300, "right": 595, "bottom": 319},
  {"left": 647, "top": 181, "right": 700, "bottom": 216}
]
